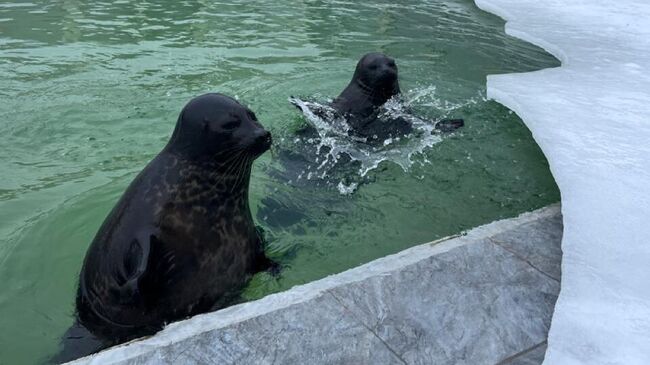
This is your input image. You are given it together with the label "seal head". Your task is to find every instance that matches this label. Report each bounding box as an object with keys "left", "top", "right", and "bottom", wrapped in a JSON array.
[{"left": 167, "top": 93, "right": 272, "bottom": 161}]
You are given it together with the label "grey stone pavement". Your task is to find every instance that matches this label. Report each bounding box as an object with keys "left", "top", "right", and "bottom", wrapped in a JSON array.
[{"left": 69, "top": 204, "right": 562, "bottom": 365}]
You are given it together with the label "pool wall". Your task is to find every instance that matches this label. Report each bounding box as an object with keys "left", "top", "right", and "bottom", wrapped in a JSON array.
[
  {"left": 67, "top": 204, "right": 562, "bottom": 365},
  {"left": 474, "top": 0, "right": 650, "bottom": 364}
]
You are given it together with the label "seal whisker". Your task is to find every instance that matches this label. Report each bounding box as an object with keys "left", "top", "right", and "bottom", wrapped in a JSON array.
[
  {"left": 217, "top": 148, "right": 246, "bottom": 167},
  {"left": 231, "top": 155, "right": 251, "bottom": 193},
  {"left": 226, "top": 156, "right": 244, "bottom": 193},
  {"left": 236, "top": 155, "right": 251, "bottom": 191},
  {"left": 215, "top": 145, "right": 246, "bottom": 159},
  {"left": 219, "top": 151, "right": 250, "bottom": 191},
  {"left": 240, "top": 156, "right": 253, "bottom": 187},
  {"left": 223, "top": 155, "right": 242, "bottom": 180},
  {"left": 221, "top": 150, "right": 247, "bottom": 174}
]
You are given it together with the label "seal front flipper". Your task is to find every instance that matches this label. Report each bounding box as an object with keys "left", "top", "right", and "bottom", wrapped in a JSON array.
[
  {"left": 254, "top": 225, "right": 282, "bottom": 277},
  {"left": 289, "top": 96, "right": 303, "bottom": 112},
  {"left": 111, "top": 231, "right": 187, "bottom": 318},
  {"left": 434, "top": 118, "right": 465, "bottom": 133},
  {"left": 111, "top": 230, "right": 155, "bottom": 306},
  {"left": 254, "top": 254, "right": 282, "bottom": 277}
]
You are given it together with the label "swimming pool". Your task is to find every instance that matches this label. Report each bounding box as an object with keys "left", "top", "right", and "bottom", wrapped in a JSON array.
[{"left": 0, "top": 1, "right": 559, "bottom": 363}]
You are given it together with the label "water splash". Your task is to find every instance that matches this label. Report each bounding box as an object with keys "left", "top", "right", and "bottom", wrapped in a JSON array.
[
  {"left": 337, "top": 181, "right": 358, "bottom": 195},
  {"left": 286, "top": 87, "right": 477, "bottom": 193}
]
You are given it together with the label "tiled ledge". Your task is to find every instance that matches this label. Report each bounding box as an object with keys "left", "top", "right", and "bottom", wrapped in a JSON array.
[{"left": 69, "top": 204, "right": 562, "bottom": 365}]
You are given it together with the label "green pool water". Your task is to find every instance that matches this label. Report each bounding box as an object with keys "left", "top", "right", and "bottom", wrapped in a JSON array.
[{"left": 0, "top": 1, "right": 560, "bottom": 363}]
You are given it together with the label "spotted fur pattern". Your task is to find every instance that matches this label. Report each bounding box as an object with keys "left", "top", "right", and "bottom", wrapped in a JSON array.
[{"left": 77, "top": 147, "right": 268, "bottom": 343}]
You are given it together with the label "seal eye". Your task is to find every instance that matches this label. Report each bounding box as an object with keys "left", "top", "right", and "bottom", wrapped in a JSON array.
[
  {"left": 388, "top": 61, "right": 396, "bottom": 68},
  {"left": 247, "top": 110, "right": 257, "bottom": 121},
  {"left": 222, "top": 120, "right": 240, "bottom": 131},
  {"left": 369, "top": 64, "right": 378, "bottom": 70}
]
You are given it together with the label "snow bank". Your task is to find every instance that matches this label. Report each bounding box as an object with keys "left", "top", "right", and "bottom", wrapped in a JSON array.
[{"left": 473, "top": 0, "right": 650, "bottom": 363}]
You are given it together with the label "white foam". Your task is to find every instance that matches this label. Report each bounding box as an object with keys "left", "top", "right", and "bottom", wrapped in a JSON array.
[
  {"left": 336, "top": 181, "right": 358, "bottom": 195},
  {"left": 288, "top": 87, "right": 477, "bottom": 192},
  {"left": 474, "top": 0, "right": 650, "bottom": 363}
]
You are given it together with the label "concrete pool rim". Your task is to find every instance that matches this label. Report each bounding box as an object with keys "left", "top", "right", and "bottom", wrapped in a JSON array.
[{"left": 67, "top": 203, "right": 562, "bottom": 364}]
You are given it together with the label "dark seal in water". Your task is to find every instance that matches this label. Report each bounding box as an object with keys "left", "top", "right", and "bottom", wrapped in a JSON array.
[
  {"left": 75, "top": 93, "right": 275, "bottom": 345},
  {"left": 293, "top": 52, "right": 464, "bottom": 143},
  {"left": 331, "top": 52, "right": 409, "bottom": 139}
]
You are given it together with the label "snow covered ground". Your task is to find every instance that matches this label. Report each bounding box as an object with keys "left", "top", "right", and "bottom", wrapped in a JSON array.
[{"left": 473, "top": 0, "right": 650, "bottom": 364}]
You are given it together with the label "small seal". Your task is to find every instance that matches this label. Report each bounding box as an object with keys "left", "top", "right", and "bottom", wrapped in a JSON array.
[
  {"left": 332, "top": 52, "right": 406, "bottom": 138},
  {"left": 75, "top": 93, "right": 275, "bottom": 343},
  {"left": 293, "top": 52, "right": 464, "bottom": 142}
]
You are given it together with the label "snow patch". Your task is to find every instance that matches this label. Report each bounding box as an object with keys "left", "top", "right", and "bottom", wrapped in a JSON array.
[{"left": 474, "top": 0, "right": 650, "bottom": 363}]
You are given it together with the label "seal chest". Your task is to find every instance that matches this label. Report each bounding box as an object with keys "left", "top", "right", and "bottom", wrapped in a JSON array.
[{"left": 76, "top": 93, "right": 275, "bottom": 343}]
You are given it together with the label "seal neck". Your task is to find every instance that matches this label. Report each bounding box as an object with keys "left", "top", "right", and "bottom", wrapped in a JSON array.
[
  {"left": 158, "top": 150, "right": 255, "bottom": 205},
  {"left": 354, "top": 79, "right": 399, "bottom": 106}
]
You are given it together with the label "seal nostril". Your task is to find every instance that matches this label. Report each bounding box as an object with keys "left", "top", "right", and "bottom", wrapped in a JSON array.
[{"left": 254, "top": 131, "right": 272, "bottom": 147}]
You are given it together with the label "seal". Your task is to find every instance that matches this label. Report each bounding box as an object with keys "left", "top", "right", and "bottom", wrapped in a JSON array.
[
  {"left": 334, "top": 52, "right": 464, "bottom": 140},
  {"left": 331, "top": 52, "right": 406, "bottom": 138},
  {"left": 75, "top": 93, "right": 275, "bottom": 344},
  {"left": 293, "top": 52, "right": 464, "bottom": 142}
]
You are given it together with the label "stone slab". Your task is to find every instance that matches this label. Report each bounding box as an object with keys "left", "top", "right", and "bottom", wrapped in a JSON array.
[
  {"left": 68, "top": 205, "right": 562, "bottom": 365},
  {"left": 329, "top": 239, "right": 558, "bottom": 365},
  {"left": 490, "top": 214, "right": 563, "bottom": 281},
  {"left": 500, "top": 343, "right": 547, "bottom": 365}
]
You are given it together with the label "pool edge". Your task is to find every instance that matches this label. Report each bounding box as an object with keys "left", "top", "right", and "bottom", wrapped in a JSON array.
[{"left": 67, "top": 203, "right": 562, "bottom": 365}]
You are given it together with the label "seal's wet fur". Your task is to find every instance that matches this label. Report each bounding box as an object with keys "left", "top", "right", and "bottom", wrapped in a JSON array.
[{"left": 75, "top": 93, "right": 274, "bottom": 344}]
